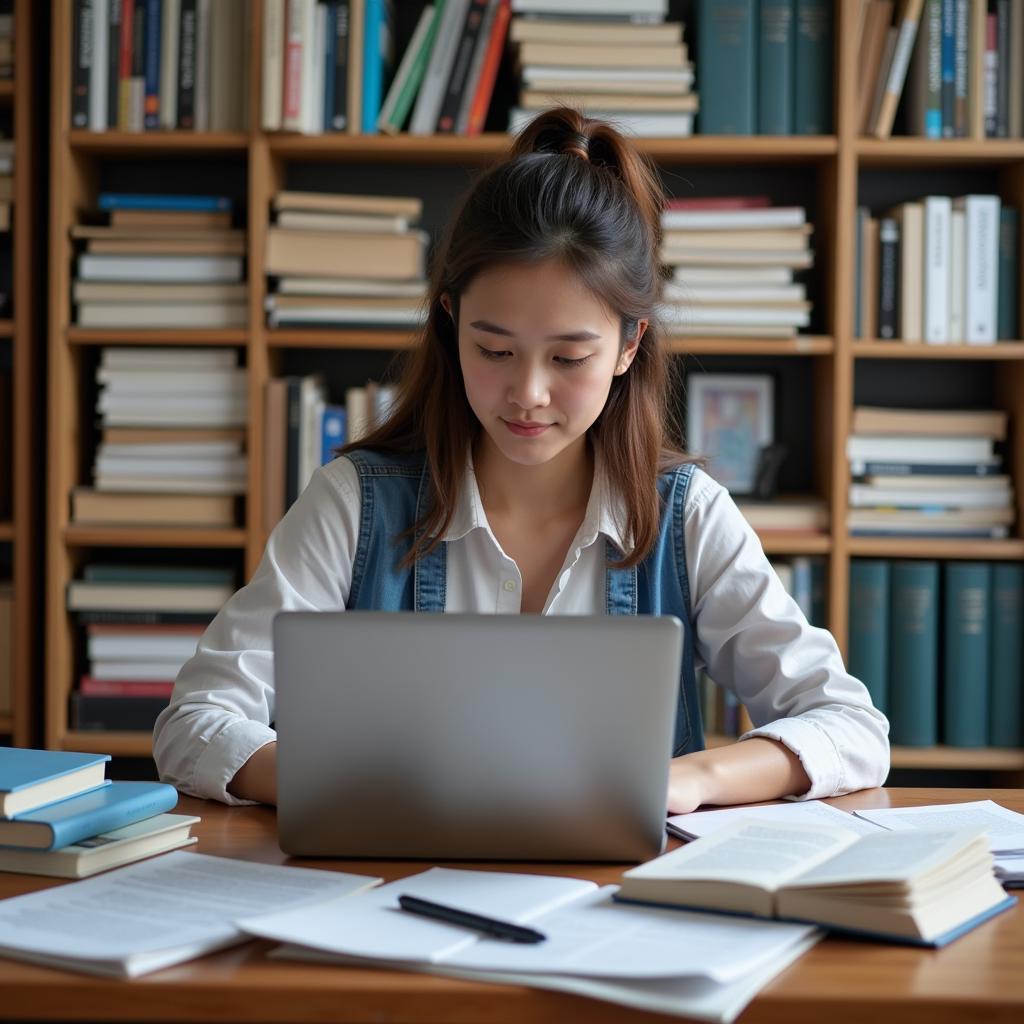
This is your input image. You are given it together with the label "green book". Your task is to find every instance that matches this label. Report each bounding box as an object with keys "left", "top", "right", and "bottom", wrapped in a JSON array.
[
  {"left": 848, "top": 560, "right": 890, "bottom": 716},
  {"left": 989, "top": 563, "right": 1023, "bottom": 747},
  {"left": 758, "top": 0, "right": 794, "bottom": 134},
  {"left": 83, "top": 565, "right": 236, "bottom": 585},
  {"left": 888, "top": 561, "right": 939, "bottom": 747},
  {"left": 943, "top": 562, "right": 991, "bottom": 748},
  {"left": 792, "top": 0, "right": 833, "bottom": 134},
  {"left": 698, "top": 0, "right": 756, "bottom": 134},
  {"left": 378, "top": 3, "right": 442, "bottom": 134},
  {"left": 997, "top": 207, "right": 1019, "bottom": 340}
]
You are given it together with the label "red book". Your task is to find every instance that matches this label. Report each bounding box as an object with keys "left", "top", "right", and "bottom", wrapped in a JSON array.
[
  {"left": 79, "top": 677, "right": 176, "bottom": 698},
  {"left": 466, "top": 0, "right": 511, "bottom": 137},
  {"left": 664, "top": 196, "right": 773, "bottom": 210}
]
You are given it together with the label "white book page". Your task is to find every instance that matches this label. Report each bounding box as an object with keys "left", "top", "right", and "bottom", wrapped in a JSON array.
[
  {"left": 445, "top": 886, "right": 817, "bottom": 982},
  {"left": 669, "top": 801, "right": 882, "bottom": 841},
  {"left": 626, "top": 819, "right": 861, "bottom": 891},
  {"left": 0, "top": 852, "right": 378, "bottom": 973},
  {"left": 786, "top": 828, "right": 987, "bottom": 887},
  {"left": 854, "top": 800, "right": 1024, "bottom": 853},
  {"left": 237, "top": 867, "right": 598, "bottom": 964}
]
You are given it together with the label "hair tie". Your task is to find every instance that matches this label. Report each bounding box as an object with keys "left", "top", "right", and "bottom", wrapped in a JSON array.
[{"left": 563, "top": 140, "right": 589, "bottom": 162}]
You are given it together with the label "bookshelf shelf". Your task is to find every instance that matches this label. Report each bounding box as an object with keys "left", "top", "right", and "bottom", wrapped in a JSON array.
[
  {"left": 67, "top": 329, "right": 250, "bottom": 346},
  {"left": 889, "top": 746, "right": 1024, "bottom": 771},
  {"left": 62, "top": 526, "right": 248, "bottom": 549},
  {"left": 62, "top": 731, "right": 153, "bottom": 757},
  {"left": 852, "top": 342, "right": 1024, "bottom": 360},
  {"left": 856, "top": 138, "right": 1024, "bottom": 166},
  {"left": 847, "top": 538, "right": 1024, "bottom": 560},
  {"left": 267, "top": 329, "right": 416, "bottom": 350},
  {"left": 668, "top": 336, "right": 834, "bottom": 356},
  {"left": 67, "top": 130, "right": 250, "bottom": 155},
  {"left": 0, "top": 522, "right": 13, "bottom": 542},
  {"left": 0, "top": 319, "right": 13, "bottom": 337},
  {"left": 759, "top": 533, "right": 832, "bottom": 556}
]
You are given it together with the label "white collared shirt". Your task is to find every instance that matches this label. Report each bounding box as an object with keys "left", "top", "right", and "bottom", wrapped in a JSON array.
[{"left": 153, "top": 456, "right": 890, "bottom": 805}]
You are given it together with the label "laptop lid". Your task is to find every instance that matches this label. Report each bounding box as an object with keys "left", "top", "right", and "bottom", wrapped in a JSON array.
[{"left": 274, "top": 612, "right": 682, "bottom": 862}]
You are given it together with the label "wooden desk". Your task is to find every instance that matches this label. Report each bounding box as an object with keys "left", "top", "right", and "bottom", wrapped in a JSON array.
[{"left": 1, "top": 788, "right": 1022, "bottom": 1023}]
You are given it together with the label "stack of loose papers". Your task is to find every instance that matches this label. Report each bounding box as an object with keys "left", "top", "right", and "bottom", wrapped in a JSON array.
[
  {"left": 852, "top": 800, "right": 1024, "bottom": 888},
  {"left": 238, "top": 867, "right": 820, "bottom": 1023},
  {"left": 0, "top": 852, "right": 380, "bottom": 977}
]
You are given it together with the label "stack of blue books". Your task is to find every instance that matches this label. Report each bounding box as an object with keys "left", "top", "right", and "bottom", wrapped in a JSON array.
[{"left": 0, "top": 747, "right": 198, "bottom": 878}]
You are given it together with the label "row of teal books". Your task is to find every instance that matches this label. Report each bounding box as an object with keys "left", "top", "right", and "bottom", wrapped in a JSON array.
[
  {"left": 848, "top": 560, "right": 1023, "bottom": 749},
  {"left": 0, "top": 747, "right": 196, "bottom": 878}
]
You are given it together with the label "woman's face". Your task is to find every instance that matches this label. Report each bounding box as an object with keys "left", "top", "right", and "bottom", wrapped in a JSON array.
[{"left": 452, "top": 259, "right": 643, "bottom": 471}]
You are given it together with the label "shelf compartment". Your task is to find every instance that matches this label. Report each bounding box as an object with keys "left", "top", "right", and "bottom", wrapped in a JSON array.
[
  {"left": 63, "top": 526, "right": 247, "bottom": 548},
  {"left": 68, "top": 130, "right": 250, "bottom": 155},
  {"left": 62, "top": 731, "right": 153, "bottom": 757},
  {"left": 848, "top": 538, "right": 1024, "bottom": 560},
  {"left": 890, "top": 746, "right": 1024, "bottom": 770},
  {"left": 857, "top": 138, "right": 1024, "bottom": 166},
  {"left": 853, "top": 342, "right": 1024, "bottom": 359},
  {"left": 67, "top": 328, "right": 250, "bottom": 346}
]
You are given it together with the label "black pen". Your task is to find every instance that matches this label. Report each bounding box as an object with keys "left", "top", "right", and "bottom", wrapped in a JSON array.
[{"left": 396, "top": 894, "right": 547, "bottom": 944}]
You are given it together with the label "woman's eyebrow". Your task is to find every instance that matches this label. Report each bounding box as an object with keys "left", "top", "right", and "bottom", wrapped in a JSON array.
[{"left": 468, "top": 319, "right": 601, "bottom": 342}]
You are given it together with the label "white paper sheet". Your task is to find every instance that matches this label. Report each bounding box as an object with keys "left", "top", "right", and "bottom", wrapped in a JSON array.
[
  {"left": 668, "top": 800, "right": 881, "bottom": 841},
  {"left": 0, "top": 851, "right": 380, "bottom": 977},
  {"left": 853, "top": 800, "right": 1024, "bottom": 854}
]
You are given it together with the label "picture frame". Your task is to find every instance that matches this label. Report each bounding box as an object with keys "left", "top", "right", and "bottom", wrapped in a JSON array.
[{"left": 686, "top": 373, "right": 775, "bottom": 495}]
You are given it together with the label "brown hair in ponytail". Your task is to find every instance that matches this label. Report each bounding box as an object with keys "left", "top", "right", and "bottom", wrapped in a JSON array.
[{"left": 343, "top": 107, "right": 693, "bottom": 568}]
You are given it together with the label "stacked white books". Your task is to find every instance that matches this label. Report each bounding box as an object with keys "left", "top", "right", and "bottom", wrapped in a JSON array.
[
  {"left": 91, "top": 347, "right": 248, "bottom": 497},
  {"left": 658, "top": 198, "right": 814, "bottom": 338},
  {"left": 507, "top": 0, "right": 697, "bottom": 138},
  {"left": 264, "top": 191, "right": 429, "bottom": 329},
  {"left": 72, "top": 196, "right": 248, "bottom": 329},
  {"left": 847, "top": 406, "right": 1014, "bottom": 539}
]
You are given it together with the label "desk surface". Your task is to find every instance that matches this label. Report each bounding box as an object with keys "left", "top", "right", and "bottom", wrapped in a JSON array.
[{"left": 1, "top": 787, "right": 1022, "bottom": 1024}]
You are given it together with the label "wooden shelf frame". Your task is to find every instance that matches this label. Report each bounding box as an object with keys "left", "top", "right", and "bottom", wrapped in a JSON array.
[{"left": 43, "top": 0, "right": 1024, "bottom": 772}]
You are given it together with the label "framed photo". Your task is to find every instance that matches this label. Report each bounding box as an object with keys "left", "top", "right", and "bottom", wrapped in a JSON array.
[{"left": 686, "top": 373, "right": 774, "bottom": 494}]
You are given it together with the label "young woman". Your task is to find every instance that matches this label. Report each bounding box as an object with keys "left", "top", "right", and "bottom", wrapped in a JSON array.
[{"left": 153, "top": 107, "right": 889, "bottom": 811}]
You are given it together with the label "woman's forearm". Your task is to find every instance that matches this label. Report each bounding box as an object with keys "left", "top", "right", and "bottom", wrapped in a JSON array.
[
  {"left": 668, "top": 737, "right": 811, "bottom": 814},
  {"left": 227, "top": 742, "right": 278, "bottom": 805}
]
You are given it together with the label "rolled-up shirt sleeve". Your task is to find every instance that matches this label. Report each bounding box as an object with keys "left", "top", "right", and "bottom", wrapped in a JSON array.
[
  {"left": 152, "top": 459, "right": 361, "bottom": 804},
  {"left": 684, "top": 469, "right": 890, "bottom": 799}
]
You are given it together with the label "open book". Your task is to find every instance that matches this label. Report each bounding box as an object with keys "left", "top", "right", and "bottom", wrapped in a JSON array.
[{"left": 617, "top": 819, "right": 1015, "bottom": 947}]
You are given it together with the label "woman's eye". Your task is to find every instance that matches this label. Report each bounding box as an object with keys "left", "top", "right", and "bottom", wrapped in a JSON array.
[
  {"left": 477, "top": 347, "right": 510, "bottom": 360},
  {"left": 555, "top": 355, "right": 594, "bottom": 367}
]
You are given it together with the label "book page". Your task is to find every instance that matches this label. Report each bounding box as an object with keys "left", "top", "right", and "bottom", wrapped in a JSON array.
[
  {"left": 669, "top": 800, "right": 882, "bottom": 841},
  {"left": 238, "top": 867, "right": 598, "bottom": 964},
  {"left": 627, "top": 819, "right": 860, "bottom": 890},
  {"left": 854, "top": 800, "right": 1024, "bottom": 853},
  {"left": 0, "top": 852, "right": 377, "bottom": 969},
  {"left": 785, "top": 828, "right": 988, "bottom": 887}
]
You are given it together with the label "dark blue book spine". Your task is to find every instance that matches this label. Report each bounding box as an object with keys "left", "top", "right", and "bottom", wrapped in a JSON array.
[
  {"left": 323, "top": 3, "right": 337, "bottom": 133},
  {"left": 108, "top": 0, "right": 124, "bottom": 129},
  {"left": 285, "top": 377, "right": 302, "bottom": 508},
  {"left": 792, "top": 0, "right": 831, "bottom": 134},
  {"left": 943, "top": 562, "right": 991, "bottom": 747},
  {"left": 941, "top": 0, "right": 955, "bottom": 135},
  {"left": 848, "top": 560, "right": 890, "bottom": 716},
  {"left": 332, "top": 1, "right": 350, "bottom": 131},
  {"left": 990, "top": 564, "right": 1024, "bottom": 747},
  {"left": 758, "top": 0, "right": 793, "bottom": 135},
  {"left": 878, "top": 217, "right": 899, "bottom": 339},
  {"left": 697, "top": 0, "right": 756, "bottom": 134},
  {"left": 853, "top": 461, "right": 1003, "bottom": 476},
  {"left": 888, "top": 561, "right": 940, "bottom": 746},
  {"left": 177, "top": 0, "right": 196, "bottom": 129},
  {"left": 98, "top": 192, "right": 231, "bottom": 211},
  {"left": 72, "top": 0, "right": 93, "bottom": 129},
  {"left": 143, "top": 0, "right": 162, "bottom": 129},
  {"left": 997, "top": 207, "right": 1019, "bottom": 340}
]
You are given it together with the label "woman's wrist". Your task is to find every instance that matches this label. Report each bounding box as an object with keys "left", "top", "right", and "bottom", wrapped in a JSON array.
[{"left": 227, "top": 742, "right": 278, "bottom": 805}]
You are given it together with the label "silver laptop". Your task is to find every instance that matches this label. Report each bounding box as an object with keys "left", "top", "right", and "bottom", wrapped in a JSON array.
[{"left": 274, "top": 612, "right": 682, "bottom": 862}]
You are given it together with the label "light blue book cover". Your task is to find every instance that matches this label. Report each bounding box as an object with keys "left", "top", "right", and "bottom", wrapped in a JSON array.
[
  {"left": 0, "top": 749, "right": 109, "bottom": 795},
  {"left": 0, "top": 781, "right": 178, "bottom": 851},
  {"left": 98, "top": 193, "right": 232, "bottom": 212},
  {"left": 943, "top": 562, "right": 991, "bottom": 748},
  {"left": 321, "top": 405, "right": 347, "bottom": 465},
  {"left": 362, "top": 0, "right": 395, "bottom": 133}
]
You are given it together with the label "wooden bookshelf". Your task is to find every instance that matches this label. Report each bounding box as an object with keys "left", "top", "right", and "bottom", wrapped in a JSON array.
[
  {"left": 43, "top": 0, "right": 1024, "bottom": 777},
  {"left": 4, "top": 0, "right": 40, "bottom": 747}
]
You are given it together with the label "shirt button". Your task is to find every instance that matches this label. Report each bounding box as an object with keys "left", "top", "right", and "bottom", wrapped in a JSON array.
[{"left": 503, "top": 579, "right": 517, "bottom": 592}]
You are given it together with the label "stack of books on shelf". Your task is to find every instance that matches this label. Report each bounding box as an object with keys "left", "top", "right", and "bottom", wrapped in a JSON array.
[
  {"left": 854, "top": 195, "right": 1017, "bottom": 344},
  {"left": 698, "top": 0, "right": 832, "bottom": 136},
  {"left": 507, "top": 1, "right": 697, "bottom": 138},
  {"left": 264, "top": 373, "right": 396, "bottom": 525},
  {"left": 71, "top": 347, "right": 247, "bottom": 529},
  {"left": 262, "top": 0, "right": 510, "bottom": 136},
  {"left": 71, "top": 0, "right": 248, "bottom": 132},
  {"left": 848, "top": 559, "right": 1023, "bottom": 749},
  {"left": 0, "top": 138, "right": 12, "bottom": 234},
  {"left": 264, "top": 190, "right": 428, "bottom": 329},
  {"left": 859, "top": 0, "right": 1024, "bottom": 139},
  {"left": 0, "top": 747, "right": 198, "bottom": 878},
  {"left": 72, "top": 193, "right": 248, "bottom": 329},
  {"left": 847, "top": 406, "right": 1014, "bottom": 539},
  {"left": 658, "top": 197, "right": 813, "bottom": 338},
  {"left": 66, "top": 563, "right": 235, "bottom": 731}
]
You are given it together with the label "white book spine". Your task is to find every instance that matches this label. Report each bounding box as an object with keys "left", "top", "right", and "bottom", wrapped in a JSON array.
[
  {"left": 345, "top": 387, "right": 371, "bottom": 442},
  {"left": 307, "top": 2, "right": 327, "bottom": 134},
  {"left": 949, "top": 207, "right": 966, "bottom": 342},
  {"left": 160, "top": 0, "right": 181, "bottom": 130},
  {"left": 923, "top": 195, "right": 951, "bottom": 343},
  {"left": 410, "top": 0, "right": 470, "bottom": 135},
  {"left": 89, "top": 0, "right": 109, "bottom": 131},
  {"left": 262, "top": 0, "right": 285, "bottom": 130},
  {"left": 193, "top": 0, "right": 211, "bottom": 132},
  {"left": 281, "top": 0, "right": 305, "bottom": 131},
  {"left": 964, "top": 194, "right": 1000, "bottom": 344}
]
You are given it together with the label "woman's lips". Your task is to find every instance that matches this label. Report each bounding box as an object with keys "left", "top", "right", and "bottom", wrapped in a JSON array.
[{"left": 504, "top": 420, "right": 552, "bottom": 437}]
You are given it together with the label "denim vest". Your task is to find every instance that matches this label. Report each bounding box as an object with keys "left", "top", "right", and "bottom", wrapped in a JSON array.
[{"left": 345, "top": 449, "right": 704, "bottom": 756}]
